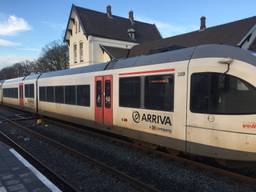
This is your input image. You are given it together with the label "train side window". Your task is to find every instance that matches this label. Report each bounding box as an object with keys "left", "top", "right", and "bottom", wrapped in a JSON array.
[
  {"left": 119, "top": 77, "right": 141, "bottom": 108},
  {"left": 46, "top": 86, "right": 54, "bottom": 102},
  {"left": 25, "top": 84, "right": 34, "bottom": 98},
  {"left": 3, "top": 88, "right": 18, "bottom": 98},
  {"left": 39, "top": 87, "right": 46, "bottom": 101},
  {"left": 55, "top": 86, "right": 64, "bottom": 103},
  {"left": 65, "top": 86, "right": 76, "bottom": 105},
  {"left": 77, "top": 85, "right": 90, "bottom": 106},
  {"left": 190, "top": 73, "right": 211, "bottom": 113},
  {"left": 144, "top": 74, "right": 174, "bottom": 111}
]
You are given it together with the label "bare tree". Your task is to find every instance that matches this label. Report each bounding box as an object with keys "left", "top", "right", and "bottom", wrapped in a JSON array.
[
  {"left": 0, "top": 40, "right": 69, "bottom": 80},
  {"left": 36, "top": 40, "right": 68, "bottom": 72}
]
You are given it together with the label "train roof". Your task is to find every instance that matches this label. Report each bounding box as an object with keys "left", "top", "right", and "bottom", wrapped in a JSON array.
[
  {"left": 23, "top": 73, "right": 41, "bottom": 80},
  {"left": 39, "top": 62, "right": 107, "bottom": 79},
  {"left": 106, "top": 46, "right": 195, "bottom": 70},
  {"left": 3, "top": 77, "right": 25, "bottom": 84}
]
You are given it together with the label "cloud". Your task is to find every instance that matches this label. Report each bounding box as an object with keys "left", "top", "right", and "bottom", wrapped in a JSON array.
[
  {"left": 0, "top": 55, "right": 33, "bottom": 69},
  {"left": 0, "top": 38, "right": 20, "bottom": 46},
  {"left": 0, "top": 15, "right": 31, "bottom": 36},
  {"left": 136, "top": 15, "right": 198, "bottom": 37}
]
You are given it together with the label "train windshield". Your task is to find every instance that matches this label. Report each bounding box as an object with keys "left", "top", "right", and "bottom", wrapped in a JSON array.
[{"left": 191, "top": 73, "right": 256, "bottom": 114}]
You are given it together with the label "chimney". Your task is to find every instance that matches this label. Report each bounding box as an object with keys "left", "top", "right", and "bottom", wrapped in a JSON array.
[
  {"left": 129, "top": 10, "right": 134, "bottom": 25},
  {"left": 200, "top": 16, "right": 206, "bottom": 31},
  {"left": 106, "top": 5, "right": 112, "bottom": 18}
]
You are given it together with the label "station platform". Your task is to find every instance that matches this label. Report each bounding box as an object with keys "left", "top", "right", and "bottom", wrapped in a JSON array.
[{"left": 0, "top": 142, "right": 59, "bottom": 192}]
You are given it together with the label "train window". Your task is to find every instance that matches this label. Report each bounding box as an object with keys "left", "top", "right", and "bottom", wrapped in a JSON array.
[
  {"left": 119, "top": 77, "right": 141, "bottom": 108},
  {"left": 145, "top": 74, "right": 174, "bottom": 111},
  {"left": 39, "top": 87, "right": 46, "bottom": 101},
  {"left": 210, "top": 73, "right": 256, "bottom": 114},
  {"left": 65, "top": 86, "right": 76, "bottom": 105},
  {"left": 3, "top": 88, "right": 18, "bottom": 98},
  {"left": 105, "top": 80, "right": 111, "bottom": 108},
  {"left": 77, "top": 85, "right": 90, "bottom": 106},
  {"left": 190, "top": 73, "right": 210, "bottom": 113},
  {"left": 25, "top": 84, "right": 34, "bottom": 98},
  {"left": 46, "top": 86, "right": 54, "bottom": 102},
  {"left": 96, "top": 81, "right": 102, "bottom": 107},
  {"left": 55, "top": 86, "right": 64, "bottom": 103},
  {"left": 191, "top": 73, "right": 256, "bottom": 114}
]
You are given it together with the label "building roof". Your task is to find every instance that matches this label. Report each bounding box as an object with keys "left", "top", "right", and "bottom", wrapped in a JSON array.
[
  {"left": 128, "top": 16, "right": 256, "bottom": 57},
  {"left": 64, "top": 5, "right": 162, "bottom": 43},
  {"left": 249, "top": 38, "right": 256, "bottom": 51},
  {"left": 100, "top": 45, "right": 129, "bottom": 59}
]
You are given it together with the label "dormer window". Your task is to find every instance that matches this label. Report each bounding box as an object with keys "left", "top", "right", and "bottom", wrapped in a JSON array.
[{"left": 127, "top": 28, "right": 136, "bottom": 40}]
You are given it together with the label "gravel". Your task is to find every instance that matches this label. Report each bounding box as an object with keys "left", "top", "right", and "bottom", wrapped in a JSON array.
[
  {"left": 0, "top": 105, "right": 256, "bottom": 192},
  {"left": 0, "top": 119, "right": 140, "bottom": 192}
]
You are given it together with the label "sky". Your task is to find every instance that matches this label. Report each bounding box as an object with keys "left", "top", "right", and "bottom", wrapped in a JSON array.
[{"left": 0, "top": 0, "right": 255, "bottom": 69}]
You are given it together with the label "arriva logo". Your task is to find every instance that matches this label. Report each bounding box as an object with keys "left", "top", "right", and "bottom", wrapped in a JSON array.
[
  {"left": 132, "top": 111, "right": 140, "bottom": 123},
  {"left": 132, "top": 111, "right": 172, "bottom": 126}
]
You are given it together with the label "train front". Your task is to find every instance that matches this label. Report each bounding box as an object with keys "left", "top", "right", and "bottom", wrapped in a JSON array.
[{"left": 187, "top": 44, "right": 256, "bottom": 161}]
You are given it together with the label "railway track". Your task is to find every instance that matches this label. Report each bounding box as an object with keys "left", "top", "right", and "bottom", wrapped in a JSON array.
[
  {"left": 0, "top": 112, "right": 160, "bottom": 192},
  {"left": 0, "top": 105, "right": 256, "bottom": 191},
  {"left": 0, "top": 125, "right": 78, "bottom": 192},
  {"left": 44, "top": 115, "right": 256, "bottom": 185}
]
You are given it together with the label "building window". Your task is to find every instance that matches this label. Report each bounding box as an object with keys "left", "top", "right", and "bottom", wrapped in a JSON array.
[
  {"left": 75, "top": 21, "right": 77, "bottom": 33},
  {"left": 145, "top": 74, "right": 174, "bottom": 111},
  {"left": 74, "top": 44, "right": 77, "bottom": 63},
  {"left": 190, "top": 73, "right": 256, "bottom": 114},
  {"left": 119, "top": 77, "right": 141, "bottom": 108},
  {"left": 79, "top": 42, "right": 83, "bottom": 62}
]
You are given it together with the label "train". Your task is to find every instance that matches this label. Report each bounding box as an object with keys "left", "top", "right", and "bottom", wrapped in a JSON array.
[{"left": 1, "top": 44, "right": 256, "bottom": 161}]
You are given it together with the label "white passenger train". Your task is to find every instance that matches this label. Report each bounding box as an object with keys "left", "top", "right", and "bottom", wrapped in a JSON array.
[{"left": 1, "top": 44, "right": 256, "bottom": 161}]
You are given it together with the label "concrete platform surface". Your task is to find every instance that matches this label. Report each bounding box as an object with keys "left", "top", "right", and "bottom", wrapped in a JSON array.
[{"left": 0, "top": 142, "right": 59, "bottom": 192}]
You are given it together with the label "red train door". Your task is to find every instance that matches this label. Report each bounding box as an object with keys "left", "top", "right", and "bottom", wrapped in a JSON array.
[
  {"left": 19, "top": 83, "right": 24, "bottom": 106},
  {"left": 95, "top": 75, "right": 113, "bottom": 126}
]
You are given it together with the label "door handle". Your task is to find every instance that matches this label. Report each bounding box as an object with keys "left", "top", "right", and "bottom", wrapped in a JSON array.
[{"left": 208, "top": 115, "right": 215, "bottom": 122}]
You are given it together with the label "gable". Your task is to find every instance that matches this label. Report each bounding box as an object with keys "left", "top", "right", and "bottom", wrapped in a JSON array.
[{"left": 64, "top": 5, "right": 162, "bottom": 44}]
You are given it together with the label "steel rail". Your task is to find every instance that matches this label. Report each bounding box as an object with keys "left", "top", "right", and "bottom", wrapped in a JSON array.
[
  {"left": 0, "top": 127, "right": 78, "bottom": 192},
  {"left": 0, "top": 114, "right": 160, "bottom": 192},
  {"left": 45, "top": 117, "right": 256, "bottom": 186}
]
